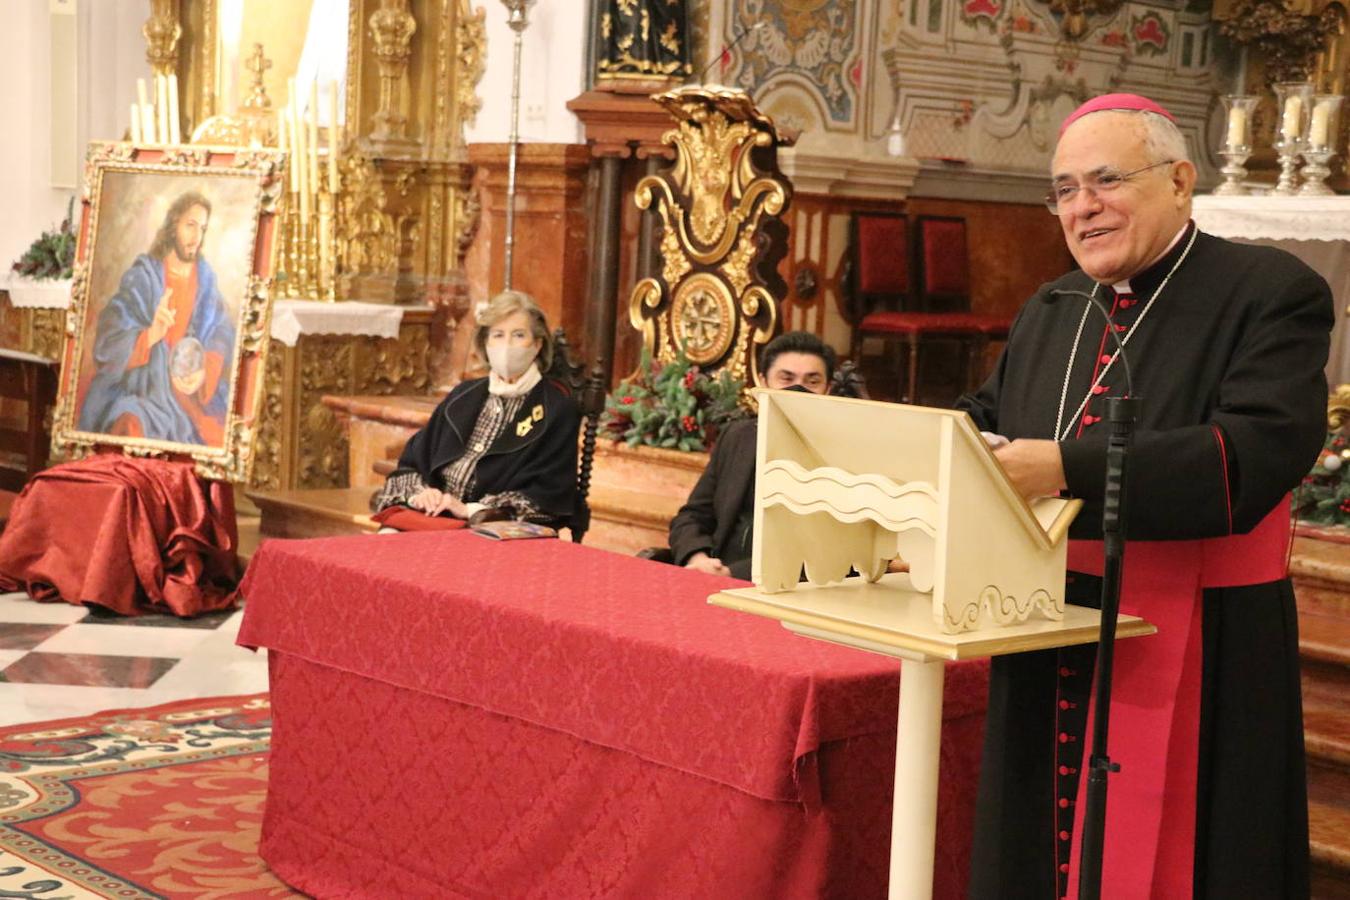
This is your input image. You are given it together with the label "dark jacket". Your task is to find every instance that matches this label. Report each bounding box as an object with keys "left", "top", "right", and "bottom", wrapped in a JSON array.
[
  {"left": 395, "top": 376, "right": 580, "bottom": 521},
  {"left": 667, "top": 418, "right": 756, "bottom": 570},
  {"left": 958, "top": 226, "right": 1333, "bottom": 540}
]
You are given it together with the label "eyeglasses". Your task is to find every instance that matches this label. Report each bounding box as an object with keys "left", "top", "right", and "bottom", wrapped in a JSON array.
[{"left": 1044, "top": 160, "right": 1175, "bottom": 215}]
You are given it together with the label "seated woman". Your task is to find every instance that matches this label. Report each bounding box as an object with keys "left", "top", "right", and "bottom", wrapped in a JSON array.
[{"left": 371, "top": 290, "right": 579, "bottom": 528}]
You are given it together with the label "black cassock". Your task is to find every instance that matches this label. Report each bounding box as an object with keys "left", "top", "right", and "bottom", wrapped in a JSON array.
[{"left": 957, "top": 223, "right": 1332, "bottom": 899}]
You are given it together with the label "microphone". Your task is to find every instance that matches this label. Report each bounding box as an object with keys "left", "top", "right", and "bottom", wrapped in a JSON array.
[
  {"left": 1048, "top": 288, "right": 1134, "bottom": 400},
  {"left": 697, "top": 22, "right": 765, "bottom": 83}
]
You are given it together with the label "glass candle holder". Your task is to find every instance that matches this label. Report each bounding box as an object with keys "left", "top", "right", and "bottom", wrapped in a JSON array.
[
  {"left": 1300, "top": 93, "right": 1343, "bottom": 195},
  {"left": 1221, "top": 94, "right": 1259, "bottom": 152},
  {"left": 1274, "top": 82, "right": 1315, "bottom": 142},
  {"left": 1273, "top": 82, "right": 1315, "bottom": 195},
  {"left": 1215, "top": 94, "right": 1260, "bottom": 195}
]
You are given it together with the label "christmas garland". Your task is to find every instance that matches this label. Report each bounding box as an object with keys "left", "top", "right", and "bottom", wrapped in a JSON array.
[
  {"left": 1295, "top": 429, "right": 1350, "bottom": 527},
  {"left": 11, "top": 198, "right": 76, "bottom": 280},
  {"left": 601, "top": 351, "right": 746, "bottom": 453}
]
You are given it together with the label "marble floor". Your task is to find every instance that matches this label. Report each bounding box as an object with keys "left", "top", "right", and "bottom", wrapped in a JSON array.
[{"left": 0, "top": 591, "right": 267, "bottom": 727}]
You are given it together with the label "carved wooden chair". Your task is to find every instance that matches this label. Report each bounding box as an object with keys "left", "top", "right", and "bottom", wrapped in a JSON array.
[{"left": 546, "top": 329, "right": 608, "bottom": 544}]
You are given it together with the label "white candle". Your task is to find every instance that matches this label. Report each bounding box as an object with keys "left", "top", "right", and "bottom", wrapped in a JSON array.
[
  {"left": 287, "top": 105, "right": 301, "bottom": 196},
  {"left": 167, "top": 75, "right": 180, "bottom": 144},
  {"left": 1225, "top": 106, "right": 1246, "bottom": 148},
  {"left": 130, "top": 103, "right": 142, "bottom": 143},
  {"left": 141, "top": 103, "right": 156, "bottom": 143},
  {"left": 277, "top": 108, "right": 288, "bottom": 153},
  {"left": 156, "top": 75, "right": 169, "bottom": 145},
  {"left": 1281, "top": 95, "right": 1303, "bottom": 141},
  {"left": 136, "top": 79, "right": 154, "bottom": 142},
  {"left": 1310, "top": 101, "right": 1331, "bottom": 147},
  {"left": 327, "top": 80, "right": 340, "bottom": 188},
  {"left": 308, "top": 80, "right": 321, "bottom": 195}
]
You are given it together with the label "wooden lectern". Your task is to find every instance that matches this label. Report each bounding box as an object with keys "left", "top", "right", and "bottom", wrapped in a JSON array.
[{"left": 709, "top": 390, "right": 1156, "bottom": 899}]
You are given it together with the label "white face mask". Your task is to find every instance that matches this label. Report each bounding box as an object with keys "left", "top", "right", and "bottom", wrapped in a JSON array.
[{"left": 487, "top": 343, "right": 538, "bottom": 380}]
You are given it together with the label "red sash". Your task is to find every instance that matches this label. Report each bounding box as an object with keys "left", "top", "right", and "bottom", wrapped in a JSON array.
[{"left": 1064, "top": 496, "right": 1292, "bottom": 899}]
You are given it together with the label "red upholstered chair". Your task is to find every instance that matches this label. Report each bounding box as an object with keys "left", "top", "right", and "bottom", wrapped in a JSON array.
[
  {"left": 847, "top": 212, "right": 910, "bottom": 361},
  {"left": 851, "top": 214, "right": 998, "bottom": 403}
]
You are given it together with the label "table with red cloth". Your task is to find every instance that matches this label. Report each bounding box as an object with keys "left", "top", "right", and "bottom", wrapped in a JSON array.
[
  {"left": 238, "top": 532, "right": 990, "bottom": 899},
  {"left": 0, "top": 455, "right": 239, "bottom": 616}
]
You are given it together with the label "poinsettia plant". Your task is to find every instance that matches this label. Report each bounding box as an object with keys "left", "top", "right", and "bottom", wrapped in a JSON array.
[
  {"left": 11, "top": 198, "right": 76, "bottom": 280},
  {"left": 602, "top": 350, "right": 746, "bottom": 452},
  {"left": 1294, "top": 429, "right": 1350, "bottom": 527}
]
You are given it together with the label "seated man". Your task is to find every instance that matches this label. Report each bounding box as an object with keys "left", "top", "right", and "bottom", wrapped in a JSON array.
[{"left": 669, "top": 331, "right": 835, "bottom": 579}]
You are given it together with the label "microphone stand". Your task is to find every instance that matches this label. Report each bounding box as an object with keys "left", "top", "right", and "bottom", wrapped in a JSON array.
[{"left": 1049, "top": 288, "right": 1136, "bottom": 900}]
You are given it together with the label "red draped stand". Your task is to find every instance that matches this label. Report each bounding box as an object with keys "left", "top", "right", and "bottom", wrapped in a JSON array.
[
  {"left": 0, "top": 454, "right": 239, "bottom": 616},
  {"left": 238, "top": 533, "right": 990, "bottom": 899}
]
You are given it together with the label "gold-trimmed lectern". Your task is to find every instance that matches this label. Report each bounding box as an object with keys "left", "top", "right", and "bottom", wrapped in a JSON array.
[{"left": 709, "top": 390, "right": 1156, "bottom": 898}]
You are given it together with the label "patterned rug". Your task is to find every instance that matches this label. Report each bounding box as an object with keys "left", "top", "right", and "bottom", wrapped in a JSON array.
[{"left": 0, "top": 693, "right": 300, "bottom": 899}]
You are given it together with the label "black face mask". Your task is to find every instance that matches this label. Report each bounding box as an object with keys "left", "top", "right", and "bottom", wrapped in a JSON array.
[{"left": 782, "top": 384, "right": 814, "bottom": 394}]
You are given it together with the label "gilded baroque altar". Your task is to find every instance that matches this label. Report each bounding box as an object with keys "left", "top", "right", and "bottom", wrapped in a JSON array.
[{"left": 134, "top": 0, "right": 489, "bottom": 491}]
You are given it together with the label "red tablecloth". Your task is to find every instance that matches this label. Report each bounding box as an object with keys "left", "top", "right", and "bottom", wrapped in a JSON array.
[
  {"left": 0, "top": 455, "right": 238, "bottom": 616},
  {"left": 239, "top": 533, "right": 989, "bottom": 899}
]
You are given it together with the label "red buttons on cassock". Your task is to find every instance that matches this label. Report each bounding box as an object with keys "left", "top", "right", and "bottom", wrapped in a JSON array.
[
  {"left": 1083, "top": 414, "right": 1099, "bottom": 426},
  {"left": 1059, "top": 830, "right": 1070, "bottom": 841},
  {"left": 1099, "top": 354, "right": 1112, "bottom": 365},
  {"left": 1092, "top": 384, "right": 1107, "bottom": 395},
  {"left": 1119, "top": 298, "right": 1135, "bottom": 308}
]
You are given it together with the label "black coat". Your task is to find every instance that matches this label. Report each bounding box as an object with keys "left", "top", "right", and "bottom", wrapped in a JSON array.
[
  {"left": 667, "top": 418, "right": 756, "bottom": 569},
  {"left": 395, "top": 376, "right": 579, "bottom": 521},
  {"left": 959, "top": 226, "right": 1331, "bottom": 899},
  {"left": 959, "top": 225, "right": 1333, "bottom": 540}
]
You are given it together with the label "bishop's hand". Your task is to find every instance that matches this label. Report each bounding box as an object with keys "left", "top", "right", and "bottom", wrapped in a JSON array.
[{"left": 993, "top": 439, "right": 1067, "bottom": 500}]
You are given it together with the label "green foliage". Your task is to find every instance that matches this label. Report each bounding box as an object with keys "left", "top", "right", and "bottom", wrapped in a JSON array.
[
  {"left": 601, "top": 350, "right": 747, "bottom": 453},
  {"left": 1294, "top": 429, "right": 1350, "bottom": 527},
  {"left": 11, "top": 198, "right": 76, "bottom": 281}
]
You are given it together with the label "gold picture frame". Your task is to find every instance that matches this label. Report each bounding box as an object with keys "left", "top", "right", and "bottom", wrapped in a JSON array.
[{"left": 51, "top": 142, "right": 285, "bottom": 483}]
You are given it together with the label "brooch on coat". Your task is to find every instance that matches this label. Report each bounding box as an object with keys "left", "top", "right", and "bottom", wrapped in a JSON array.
[{"left": 515, "top": 405, "right": 544, "bottom": 437}]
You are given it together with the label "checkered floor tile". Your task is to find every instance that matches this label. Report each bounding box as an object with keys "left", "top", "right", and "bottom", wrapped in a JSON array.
[{"left": 0, "top": 593, "right": 267, "bottom": 726}]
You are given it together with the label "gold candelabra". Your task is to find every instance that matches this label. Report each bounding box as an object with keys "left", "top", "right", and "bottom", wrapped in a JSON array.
[{"left": 273, "top": 78, "right": 344, "bottom": 301}]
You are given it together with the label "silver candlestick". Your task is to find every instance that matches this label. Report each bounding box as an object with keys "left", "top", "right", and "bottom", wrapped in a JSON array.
[
  {"left": 1273, "top": 135, "right": 1305, "bottom": 195},
  {"left": 500, "top": 0, "right": 536, "bottom": 291},
  {"left": 1299, "top": 146, "right": 1336, "bottom": 195},
  {"left": 1214, "top": 146, "right": 1252, "bottom": 195}
]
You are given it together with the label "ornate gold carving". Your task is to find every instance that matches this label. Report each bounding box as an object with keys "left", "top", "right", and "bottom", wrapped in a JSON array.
[
  {"left": 658, "top": 225, "right": 692, "bottom": 286},
  {"left": 143, "top": 0, "right": 181, "bottom": 77},
  {"left": 298, "top": 336, "right": 355, "bottom": 488},
  {"left": 28, "top": 309, "right": 65, "bottom": 362},
  {"left": 456, "top": 0, "right": 488, "bottom": 137},
  {"left": 671, "top": 273, "right": 735, "bottom": 364},
  {"left": 1047, "top": 0, "right": 1125, "bottom": 41},
  {"left": 1220, "top": 1, "right": 1345, "bottom": 85},
  {"left": 369, "top": 0, "right": 418, "bottom": 144},
  {"left": 628, "top": 87, "right": 793, "bottom": 388},
  {"left": 338, "top": 154, "right": 398, "bottom": 292},
  {"left": 249, "top": 339, "right": 288, "bottom": 491},
  {"left": 455, "top": 188, "right": 481, "bottom": 262},
  {"left": 1330, "top": 383, "right": 1350, "bottom": 431}
]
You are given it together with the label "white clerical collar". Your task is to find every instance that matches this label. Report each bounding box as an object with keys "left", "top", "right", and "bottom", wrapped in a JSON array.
[{"left": 1111, "top": 221, "right": 1190, "bottom": 294}]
